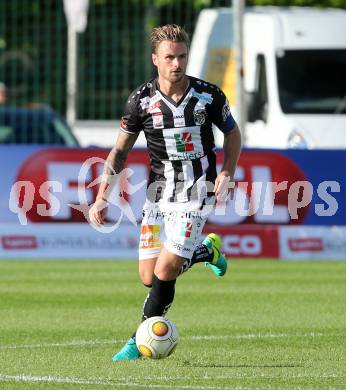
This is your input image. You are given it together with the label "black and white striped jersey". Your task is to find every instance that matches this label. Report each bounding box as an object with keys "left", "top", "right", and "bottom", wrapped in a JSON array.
[{"left": 120, "top": 76, "right": 236, "bottom": 203}]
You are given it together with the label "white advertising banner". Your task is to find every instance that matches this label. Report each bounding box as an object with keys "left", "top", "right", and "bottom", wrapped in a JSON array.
[
  {"left": 0, "top": 223, "right": 139, "bottom": 259},
  {"left": 279, "top": 226, "right": 346, "bottom": 260},
  {"left": 2, "top": 223, "right": 346, "bottom": 260}
]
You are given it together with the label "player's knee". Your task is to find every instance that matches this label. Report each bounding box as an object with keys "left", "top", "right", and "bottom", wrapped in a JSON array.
[
  {"left": 139, "top": 269, "right": 154, "bottom": 286},
  {"left": 154, "top": 262, "right": 181, "bottom": 281},
  {"left": 154, "top": 248, "right": 185, "bottom": 280}
]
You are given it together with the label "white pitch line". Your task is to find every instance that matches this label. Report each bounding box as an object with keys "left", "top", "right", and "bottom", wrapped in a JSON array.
[
  {"left": 0, "top": 332, "right": 324, "bottom": 350},
  {"left": 0, "top": 374, "right": 230, "bottom": 389},
  {"left": 0, "top": 339, "right": 119, "bottom": 350},
  {"left": 0, "top": 372, "right": 344, "bottom": 389},
  {"left": 123, "top": 373, "right": 345, "bottom": 381},
  {"left": 0, "top": 374, "right": 111, "bottom": 386},
  {"left": 189, "top": 332, "right": 323, "bottom": 340}
]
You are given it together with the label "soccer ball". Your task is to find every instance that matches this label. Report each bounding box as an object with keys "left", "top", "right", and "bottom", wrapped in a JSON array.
[{"left": 135, "top": 316, "right": 179, "bottom": 359}]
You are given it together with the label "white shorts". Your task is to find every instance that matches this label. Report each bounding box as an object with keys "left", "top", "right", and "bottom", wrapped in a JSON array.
[{"left": 138, "top": 197, "right": 215, "bottom": 260}]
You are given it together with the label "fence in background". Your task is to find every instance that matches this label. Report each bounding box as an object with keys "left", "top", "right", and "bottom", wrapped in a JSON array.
[{"left": 0, "top": 0, "right": 231, "bottom": 121}]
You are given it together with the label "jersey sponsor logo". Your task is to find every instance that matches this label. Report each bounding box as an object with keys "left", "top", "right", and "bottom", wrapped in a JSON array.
[
  {"left": 149, "top": 92, "right": 161, "bottom": 106},
  {"left": 174, "top": 132, "right": 194, "bottom": 152},
  {"left": 173, "top": 114, "right": 185, "bottom": 128},
  {"left": 193, "top": 109, "right": 206, "bottom": 125},
  {"left": 222, "top": 101, "right": 231, "bottom": 122},
  {"left": 169, "top": 151, "right": 204, "bottom": 161},
  {"left": 153, "top": 113, "right": 164, "bottom": 129},
  {"left": 140, "top": 93, "right": 161, "bottom": 110},
  {"left": 146, "top": 101, "right": 161, "bottom": 113},
  {"left": 139, "top": 224, "right": 161, "bottom": 249},
  {"left": 145, "top": 209, "right": 164, "bottom": 220},
  {"left": 191, "top": 90, "right": 213, "bottom": 104}
]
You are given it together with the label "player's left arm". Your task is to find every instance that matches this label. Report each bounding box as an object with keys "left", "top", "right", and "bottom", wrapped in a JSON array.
[
  {"left": 209, "top": 89, "right": 242, "bottom": 199},
  {"left": 213, "top": 125, "right": 241, "bottom": 200}
]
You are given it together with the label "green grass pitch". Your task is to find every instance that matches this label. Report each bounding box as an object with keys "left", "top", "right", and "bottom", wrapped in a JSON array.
[{"left": 0, "top": 259, "right": 345, "bottom": 389}]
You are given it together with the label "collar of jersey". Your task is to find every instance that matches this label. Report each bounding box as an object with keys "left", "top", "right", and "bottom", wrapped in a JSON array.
[{"left": 154, "top": 77, "right": 191, "bottom": 107}]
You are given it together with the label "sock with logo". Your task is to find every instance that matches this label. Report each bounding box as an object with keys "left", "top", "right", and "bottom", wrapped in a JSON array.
[{"left": 142, "top": 274, "right": 176, "bottom": 321}]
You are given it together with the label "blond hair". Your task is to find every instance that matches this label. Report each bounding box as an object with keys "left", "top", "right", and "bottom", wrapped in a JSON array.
[{"left": 150, "top": 24, "right": 190, "bottom": 53}]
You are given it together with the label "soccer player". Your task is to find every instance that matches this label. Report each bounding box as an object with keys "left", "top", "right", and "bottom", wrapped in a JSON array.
[{"left": 89, "top": 24, "right": 241, "bottom": 361}]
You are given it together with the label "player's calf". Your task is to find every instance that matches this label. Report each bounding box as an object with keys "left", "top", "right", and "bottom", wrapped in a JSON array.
[{"left": 142, "top": 274, "right": 176, "bottom": 320}]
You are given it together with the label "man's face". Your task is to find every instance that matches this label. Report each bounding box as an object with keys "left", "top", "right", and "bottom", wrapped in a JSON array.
[{"left": 152, "top": 41, "right": 188, "bottom": 84}]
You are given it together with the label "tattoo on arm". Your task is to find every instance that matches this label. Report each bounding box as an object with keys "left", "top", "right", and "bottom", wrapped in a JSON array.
[
  {"left": 104, "top": 146, "right": 128, "bottom": 174},
  {"left": 103, "top": 132, "right": 138, "bottom": 175}
]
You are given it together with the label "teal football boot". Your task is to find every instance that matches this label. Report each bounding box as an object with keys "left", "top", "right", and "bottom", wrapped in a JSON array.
[
  {"left": 203, "top": 233, "right": 228, "bottom": 277},
  {"left": 112, "top": 338, "right": 140, "bottom": 361}
]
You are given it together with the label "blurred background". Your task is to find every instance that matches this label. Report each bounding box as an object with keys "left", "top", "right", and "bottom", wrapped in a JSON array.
[
  {"left": 0, "top": 0, "right": 344, "bottom": 124},
  {"left": 1, "top": 0, "right": 235, "bottom": 120}
]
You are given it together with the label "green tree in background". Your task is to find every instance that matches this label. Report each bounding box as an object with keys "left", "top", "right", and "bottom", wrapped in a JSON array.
[
  {"left": 0, "top": 0, "right": 345, "bottom": 120},
  {"left": 80, "top": 0, "right": 346, "bottom": 118}
]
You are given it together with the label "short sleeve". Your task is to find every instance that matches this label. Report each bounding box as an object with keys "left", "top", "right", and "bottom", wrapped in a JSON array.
[
  {"left": 120, "top": 96, "right": 142, "bottom": 134},
  {"left": 209, "top": 90, "right": 236, "bottom": 134}
]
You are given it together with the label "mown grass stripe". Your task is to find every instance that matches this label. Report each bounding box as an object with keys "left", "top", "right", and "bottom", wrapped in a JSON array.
[
  {"left": 0, "top": 373, "right": 230, "bottom": 389},
  {"left": 0, "top": 332, "right": 324, "bottom": 350}
]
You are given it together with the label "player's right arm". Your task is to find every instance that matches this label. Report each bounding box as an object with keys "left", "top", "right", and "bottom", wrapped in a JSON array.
[{"left": 89, "top": 130, "right": 139, "bottom": 225}]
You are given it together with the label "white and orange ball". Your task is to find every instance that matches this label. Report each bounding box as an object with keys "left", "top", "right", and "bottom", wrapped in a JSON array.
[{"left": 135, "top": 316, "right": 179, "bottom": 359}]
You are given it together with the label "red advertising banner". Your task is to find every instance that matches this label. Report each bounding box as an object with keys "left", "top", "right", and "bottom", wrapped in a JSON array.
[
  {"left": 9, "top": 148, "right": 310, "bottom": 226},
  {"left": 204, "top": 225, "right": 279, "bottom": 258},
  {"left": 1, "top": 146, "right": 346, "bottom": 259}
]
